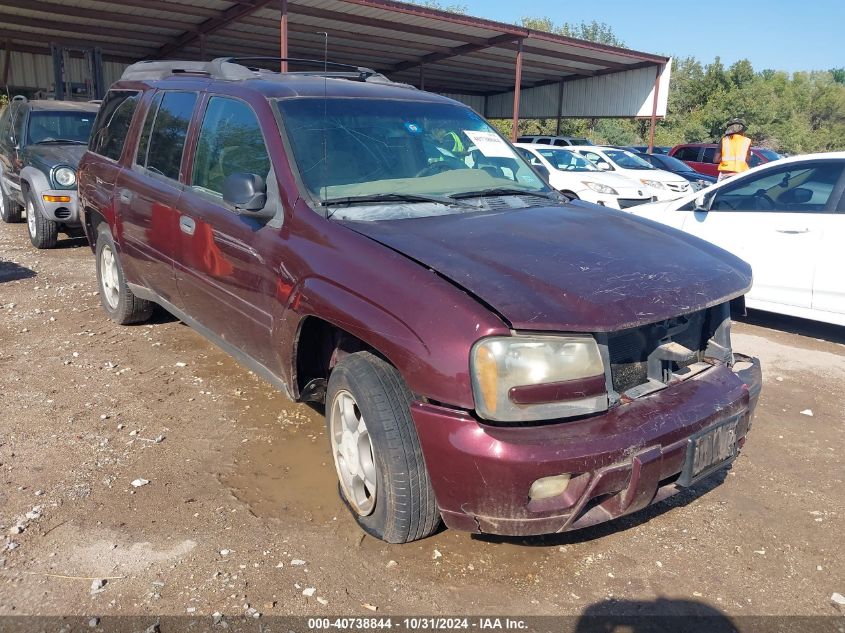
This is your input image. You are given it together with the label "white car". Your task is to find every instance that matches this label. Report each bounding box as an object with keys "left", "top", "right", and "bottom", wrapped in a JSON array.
[
  {"left": 631, "top": 152, "right": 845, "bottom": 326},
  {"left": 515, "top": 144, "right": 652, "bottom": 210},
  {"left": 569, "top": 146, "right": 691, "bottom": 201}
]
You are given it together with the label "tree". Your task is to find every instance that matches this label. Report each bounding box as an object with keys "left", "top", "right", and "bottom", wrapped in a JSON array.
[
  {"left": 520, "top": 17, "right": 626, "bottom": 47},
  {"left": 407, "top": 1, "right": 468, "bottom": 13}
]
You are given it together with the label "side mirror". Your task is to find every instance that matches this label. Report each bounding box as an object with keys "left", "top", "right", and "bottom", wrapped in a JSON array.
[
  {"left": 597, "top": 161, "right": 611, "bottom": 171},
  {"left": 778, "top": 187, "right": 813, "bottom": 204},
  {"left": 533, "top": 164, "right": 551, "bottom": 183},
  {"left": 694, "top": 195, "right": 708, "bottom": 212},
  {"left": 222, "top": 173, "right": 269, "bottom": 216}
]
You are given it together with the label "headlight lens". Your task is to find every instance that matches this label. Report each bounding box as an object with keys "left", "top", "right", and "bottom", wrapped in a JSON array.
[
  {"left": 640, "top": 179, "right": 665, "bottom": 190},
  {"left": 54, "top": 167, "right": 76, "bottom": 187},
  {"left": 470, "top": 335, "right": 607, "bottom": 422},
  {"left": 582, "top": 181, "right": 618, "bottom": 195}
]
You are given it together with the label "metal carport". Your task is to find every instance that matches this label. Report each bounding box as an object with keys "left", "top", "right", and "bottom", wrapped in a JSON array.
[{"left": 0, "top": 0, "right": 671, "bottom": 148}]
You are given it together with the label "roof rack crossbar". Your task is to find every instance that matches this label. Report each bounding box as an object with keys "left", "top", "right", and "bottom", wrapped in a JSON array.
[{"left": 221, "top": 56, "right": 379, "bottom": 81}]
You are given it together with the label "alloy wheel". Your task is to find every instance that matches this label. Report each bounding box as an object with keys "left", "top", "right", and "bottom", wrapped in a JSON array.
[
  {"left": 26, "top": 200, "right": 36, "bottom": 237},
  {"left": 100, "top": 245, "right": 120, "bottom": 310},
  {"left": 329, "top": 389, "right": 378, "bottom": 516}
]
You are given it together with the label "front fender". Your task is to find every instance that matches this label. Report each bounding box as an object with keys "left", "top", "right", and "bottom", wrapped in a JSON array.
[
  {"left": 20, "top": 166, "right": 51, "bottom": 198},
  {"left": 282, "top": 276, "right": 482, "bottom": 410}
]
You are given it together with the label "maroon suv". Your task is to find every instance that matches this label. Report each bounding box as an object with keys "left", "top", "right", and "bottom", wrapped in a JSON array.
[{"left": 78, "top": 58, "right": 762, "bottom": 543}]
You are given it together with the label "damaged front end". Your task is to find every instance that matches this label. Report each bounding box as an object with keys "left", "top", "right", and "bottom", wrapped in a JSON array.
[{"left": 411, "top": 301, "right": 762, "bottom": 538}]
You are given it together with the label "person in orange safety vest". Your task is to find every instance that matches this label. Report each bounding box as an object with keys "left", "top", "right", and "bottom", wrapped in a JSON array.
[{"left": 713, "top": 118, "right": 752, "bottom": 181}]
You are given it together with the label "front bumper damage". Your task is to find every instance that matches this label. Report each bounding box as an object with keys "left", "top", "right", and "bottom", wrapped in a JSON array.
[{"left": 412, "top": 355, "right": 761, "bottom": 537}]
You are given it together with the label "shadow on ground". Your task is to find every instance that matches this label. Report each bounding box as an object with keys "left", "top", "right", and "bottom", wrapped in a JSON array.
[
  {"left": 739, "top": 309, "right": 845, "bottom": 345},
  {"left": 572, "top": 598, "right": 736, "bottom": 633},
  {"left": 0, "top": 260, "right": 36, "bottom": 283}
]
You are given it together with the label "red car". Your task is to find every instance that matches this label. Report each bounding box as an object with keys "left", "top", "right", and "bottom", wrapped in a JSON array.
[
  {"left": 670, "top": 143, "right": 782, "bottom": 177},
  {"left": 78, "top": 58, "right": 762, "bottom": 543}
]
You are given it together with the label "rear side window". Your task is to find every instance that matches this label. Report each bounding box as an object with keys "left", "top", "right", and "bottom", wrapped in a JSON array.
[
  {"left": 673, "top": 147, "right": 700, "bottom": 162},
  {"left": 535, "top": 138, "right": 551, "bottom": 145},
  {"left": 145, "top": 91, "right": 198, "bottom": 181},
  {"left": 0, "top": 106, "right": 10, "bottom": 139},
  {"left": 701, "top": 147, "right": 717, "bottom": 163},
  {"left": 135, "top": 93, "right": 164, "bottom": 167},
  {"left": 192, "top": 96, "right": 270, "bottom": 196},
  {"left": 89, "top": 90, "right": 140, "bottom": 161}
]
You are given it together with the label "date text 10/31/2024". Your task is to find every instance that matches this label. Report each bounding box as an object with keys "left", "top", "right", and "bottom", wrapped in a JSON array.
[{"left": 307, "top": 618, "right": 529, "bottom": 630}]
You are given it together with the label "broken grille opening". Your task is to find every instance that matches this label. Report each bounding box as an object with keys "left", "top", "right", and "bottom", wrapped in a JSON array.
[{"left": 607, "top": 306, "right": 725, "bottom": 396}]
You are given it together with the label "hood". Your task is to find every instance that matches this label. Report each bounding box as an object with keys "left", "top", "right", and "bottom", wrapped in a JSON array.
[
  {"left": 28, "top": 144, "right": 87, "bottom": 168},
  {"left": 343, "top": 203, "right": 751, "bottom": 332},
  {"left": 587, "top": 171, "right": 648, "bottom": 191},
  {"left": 640, "top": 168, "right": 688, "bottom": 184}
]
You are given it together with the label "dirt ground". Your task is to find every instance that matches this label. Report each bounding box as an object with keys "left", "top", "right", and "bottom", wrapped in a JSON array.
[{"left": 1, "top": 222, "right": 843, "bottom": 622}]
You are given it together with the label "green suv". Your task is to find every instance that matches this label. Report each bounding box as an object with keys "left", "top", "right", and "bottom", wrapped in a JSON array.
[{"left": 0, "top": 96, "right": 99, "bottom": 248}]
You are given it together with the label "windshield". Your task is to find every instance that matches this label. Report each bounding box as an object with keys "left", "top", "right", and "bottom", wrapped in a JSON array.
[
  {"left": 276, "top": 98, "right": 548, "bottom": 210},
  {"left": 27, "top": 110, "right": 95, "bottom": 144},
  {"left": 536, "top": 148, "right": 597, "bottom": 172},
  {"left": 652, "top": 154, "right": 694, "bottom": 172},
  {"left": 603, "top": 149, "right": 655, "bottom": 170},
  {"left": 756, "top": 148, "right": 782, "bottom": 162}
]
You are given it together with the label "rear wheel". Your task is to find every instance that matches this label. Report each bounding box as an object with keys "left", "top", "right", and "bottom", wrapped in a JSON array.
[
  {"left": 95, "top": 224, "right": 153, "bottom": 325},
  {"left": 326, "top": 352, "right": 440, "bottom": 543},
  {"left": 26, "top": 192, "right": 58, "bottom": 249},
  {"left": 0, "top": 187, "right": 23, "bottom": 223}
]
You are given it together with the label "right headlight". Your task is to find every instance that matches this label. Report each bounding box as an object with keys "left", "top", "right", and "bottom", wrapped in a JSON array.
[
  {"left": 53, "top": 166, "right": 76, "bottom": 187},
  {"left": 470, "top": 335, "right": 607, "bottom": 422},
  {"left": 582, "top": 181, "right": 618, "bottom": 195}
]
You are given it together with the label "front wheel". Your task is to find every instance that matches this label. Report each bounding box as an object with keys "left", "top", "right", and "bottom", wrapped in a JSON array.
[
  {"left": 95, "top": 224, "right": 153, "bottom": 325},
  {"left": 326, "top": 352, "right": 440, "bottom": 543},
  {"left": 26, "top": 192, "right": 58, "bottom": 249}
]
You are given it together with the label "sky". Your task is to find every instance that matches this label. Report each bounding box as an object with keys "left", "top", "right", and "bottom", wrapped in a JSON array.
[{"left": 456, "top": 0, "right": 845, "bottom": 73}]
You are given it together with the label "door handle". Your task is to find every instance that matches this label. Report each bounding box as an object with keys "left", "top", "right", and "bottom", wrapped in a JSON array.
[
  {"left": 118, "top": 189, "right": 132, "bottom": 204},
  {"left": 775, "top": 228, "right": 810, "bottom": 234},
  {"left": 179, "top": 215, "right": 196, "bottom": 236}
]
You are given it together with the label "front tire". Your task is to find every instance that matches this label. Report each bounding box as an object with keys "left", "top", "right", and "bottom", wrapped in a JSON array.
[
  {"left": 26, "top": 192, "right": 58, "bottom": 249},
  {"left": 1, "top": 186, "right": 23, "bottom": 223},
  {"left": 95, "top": 224, "right": 153, "bottom": 325},
  {"left": 327, "top": 352, "right": 440, "bottom": 543}
]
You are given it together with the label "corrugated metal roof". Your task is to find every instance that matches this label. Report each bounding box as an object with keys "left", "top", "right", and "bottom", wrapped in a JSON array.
[{"left": 0, "top": 0, "right": 669, "bottom": 119}]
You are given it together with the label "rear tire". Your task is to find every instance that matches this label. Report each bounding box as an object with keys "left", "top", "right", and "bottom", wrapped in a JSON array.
[
  {"left": 326, "top": 352, "right": 440, "bottom": 543},
  {"left": 26, "top": 192, "right": 58, "bottom": 249},
  {"left": 95, "top": 224, "right": 153, "bottom": 325},
  {"left": 1, "top": 186, "right": 23, "bottom": 223}
]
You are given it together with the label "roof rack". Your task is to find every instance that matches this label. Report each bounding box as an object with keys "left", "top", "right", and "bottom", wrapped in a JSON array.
[{"left": 120, "top": 57, "right": 412, "bottom": 88}]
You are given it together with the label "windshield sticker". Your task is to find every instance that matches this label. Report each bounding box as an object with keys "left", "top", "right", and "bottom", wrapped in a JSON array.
[
  {"left": 463, "top": 130, "right": 514, "bottom": 158},
  {"left": 405, "top": 122, "right": 423, "bottom": 134}
]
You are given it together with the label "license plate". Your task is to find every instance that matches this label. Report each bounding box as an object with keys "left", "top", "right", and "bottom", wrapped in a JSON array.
[{"left": 678, "top": 417, "right": 738, "bottom": 487}]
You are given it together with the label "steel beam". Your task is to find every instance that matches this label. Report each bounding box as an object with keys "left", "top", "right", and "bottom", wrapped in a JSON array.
[
  {"left": 279, "top": 0, "right": 289, "bottom": 72},
  {"left": 153, "top": 0, "right": 277, "bottom": 59},
  {"left": 391, "top": 33, "right": 521, "bottom": 73},
  {"left": 511, "top": 39, "right": 523, "bottom": 141},
  {"left": 648, "top": 64, "right": 663, "bottom": 153}
]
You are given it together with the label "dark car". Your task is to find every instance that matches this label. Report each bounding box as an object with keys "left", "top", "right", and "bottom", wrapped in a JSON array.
[
  {"left": 0, "top": 96, "right": 99, "bottom": 248},
  {"left": 632, "top": 151, "right": 717, "bottom": 191},
  {"left": 78, "top": 58, "right": 762, "bottom": 543},
  {"left": 670, "top": 143, "right": 782, "bottom": 177},
  {"left": 625, "top": 145, "right": 671, "bottom": 155}
]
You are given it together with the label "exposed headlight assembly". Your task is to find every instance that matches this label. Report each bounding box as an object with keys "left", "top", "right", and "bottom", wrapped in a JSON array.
[
  {"left": 53, "top": 166, "right": 76, "bottom": 187},
  {"left": 640, "top": 179, "right": 666, "bottom": 190},
  {"left": 582, "top": 181, "right": 618, "bottom": 195},
  {"left": 470, "top": 335, "right": 607, "bottom": 422}
]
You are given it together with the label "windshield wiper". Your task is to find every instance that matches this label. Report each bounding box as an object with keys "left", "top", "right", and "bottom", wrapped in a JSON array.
[
  {"left": 33, "top": 139, "right": 87, "bottom": 145},
  {"left": 450, "top": 187, "right": 558, "bottom": 200},
  {"left": 322, "top": 192, "right": 478, "bottom": 209}
]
